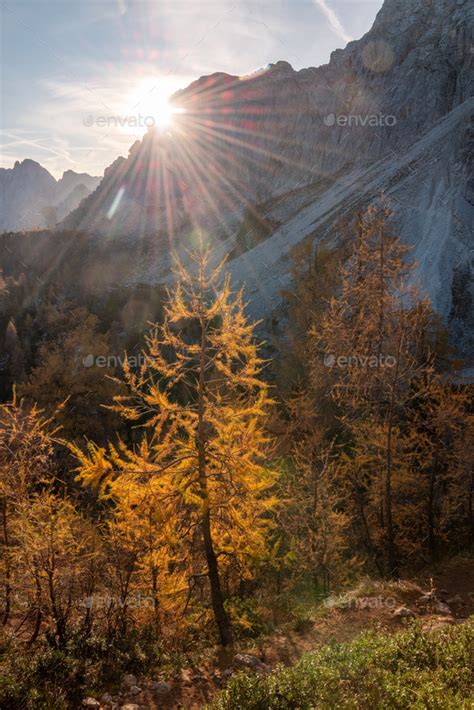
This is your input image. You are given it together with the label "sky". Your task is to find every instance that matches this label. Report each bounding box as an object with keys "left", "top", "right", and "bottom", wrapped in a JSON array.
[{"left": 0, "top": 0, "right": 383, "bottom": 178}]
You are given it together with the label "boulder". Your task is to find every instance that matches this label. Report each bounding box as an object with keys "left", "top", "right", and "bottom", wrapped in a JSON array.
[
  {"left": 435, "top": 602, "right": 452, "bottom": 615},
  {"left": 82, "top": 699, "right": 100, "bottom": 708},
  {"left": 122, "top": 674, "right": 138, "bottom": 689},
  {"left": 233, "top": 653, "right": 271, "bottom": 674},
  {"left": 393, "top": 606, "right": 416, "bottom": 619},
  {"left": 151, "top": 680, "right": 172, "bottom": 696}
]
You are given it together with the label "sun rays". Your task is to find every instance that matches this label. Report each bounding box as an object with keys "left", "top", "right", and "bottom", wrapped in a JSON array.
[
  {"left": 125, "top": 77, "right": 185, "bottom": 133},
  {"left": 67, "top": 61, "right": 351, "bottom": 301}
]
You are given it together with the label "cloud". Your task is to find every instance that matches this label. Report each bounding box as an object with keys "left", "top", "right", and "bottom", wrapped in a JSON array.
[{"left": 313, "top": 0, "right": 353, "bottom": 45}]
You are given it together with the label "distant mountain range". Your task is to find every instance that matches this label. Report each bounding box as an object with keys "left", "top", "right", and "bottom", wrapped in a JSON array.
[
  {"left": 1, "top": 0, "right": 473, "bottom": 358},
  {"left": 0, "top": 160, "right": 101, "bottom": 232}
]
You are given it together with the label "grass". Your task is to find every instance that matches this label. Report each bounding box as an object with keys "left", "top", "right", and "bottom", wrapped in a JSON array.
[{"left": 211, "top": 620, "right": 474, "bottom": 709}]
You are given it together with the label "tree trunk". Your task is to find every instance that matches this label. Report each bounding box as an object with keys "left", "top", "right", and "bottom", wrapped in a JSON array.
[
  {"left": 469, "top": 468, "right": 474, "bottom": 550},
  {"left": 384, "top": 418, "right": 399, "bottom": 578},
  {"left": 201, "top": 505, "right": 232, "bottom": 645},
  {"left": 28, "top": 572, "right": 43, "bottom": 646},
  {"left": 357, "top": 487, "right": 384, "bottom": 577},
  {"left": 197, "top": 305, "right": 232, "bottom": 646},
  {"left": 427, "top": 452, "right": 439, "bottom": 561},
  {"left": 1, "top": 497, "right": 11, "bottom": 625},
  {"left": 384, "top": 328, "right": 403, "bottom": 580}
]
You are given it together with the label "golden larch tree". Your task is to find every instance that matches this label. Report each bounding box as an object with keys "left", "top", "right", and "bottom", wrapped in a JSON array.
[{"left": 74, "top": 247, "right": 278, "bottom": 645}]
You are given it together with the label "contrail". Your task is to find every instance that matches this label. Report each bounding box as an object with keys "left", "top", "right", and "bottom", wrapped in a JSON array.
[{"left": 313, "top": 0, "right": 353, "bottom": 45}]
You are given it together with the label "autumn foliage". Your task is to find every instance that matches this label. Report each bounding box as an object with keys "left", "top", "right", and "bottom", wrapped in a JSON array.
[{"left": 0, "top": 210, "right": 472, "bottom": 705}]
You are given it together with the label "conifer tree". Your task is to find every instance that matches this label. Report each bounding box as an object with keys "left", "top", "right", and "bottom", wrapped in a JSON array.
[
  {"left": 310, "top": 205, "right": 432, "bottom": 577},
  {"left": 410, "top": 375, "right": 470, "bottom": 559},
  {"left": 0, "top": 394, "right": 58, "bottom": 627},
  {"left": 14, "top": 491, "right": 93, "bottom": 645},
  {"left": 278, "top": 240, "right": 340, "bottom": 396},
  {"left": 280, "top": 393, "right": 357, "bottom": 591},
  {"left": 19, "top": 301, "right": 124, "bottom": 444},
  {"left": 74, "top": 247, "right": 277, "bottom": 645}
]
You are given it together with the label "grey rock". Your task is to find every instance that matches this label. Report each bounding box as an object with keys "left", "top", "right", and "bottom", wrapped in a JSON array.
[
  {"left": 122, "top": 674, "right": 138, "bottom": 689},
  {"left": 128, "top": 686, "right": 142, "bottom": 696},
  {"left": 82, "top": 699, "right": 100, "bottom": 708},
  {"left": 233, "top": 653, "right": 270, "bottom": 674},
  {"left": 393, "top": 606, "right": 416, "bottom": 618},
  {"left": 152, "top": 681, "right": 172, "bottom": 696},
  {"left": 233, "top": 653, "right": 262, "bottom": 669}
]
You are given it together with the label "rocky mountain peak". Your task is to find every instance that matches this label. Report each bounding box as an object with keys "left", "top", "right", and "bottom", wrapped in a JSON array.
[
  {"left": 4, "top": 0, "right": 473, "bottom": 357},
  {"left": 0, "top": 161, "right": 101, "bottom": 232}
]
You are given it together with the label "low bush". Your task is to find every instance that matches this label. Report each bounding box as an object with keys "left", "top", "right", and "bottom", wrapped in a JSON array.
[{"left": 212, "top": 620, "right": 474, "bottom": 709}]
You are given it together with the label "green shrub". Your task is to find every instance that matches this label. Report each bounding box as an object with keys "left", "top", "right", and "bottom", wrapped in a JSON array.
[
  {"left": 212, "top": 620, "right": 474, "bottom": 709},
  {"left": 0, "top": 646, "right": 74, "bottom": 710},
  {"left": 0, "top": 624, "right": 163, "bottom": 709}
]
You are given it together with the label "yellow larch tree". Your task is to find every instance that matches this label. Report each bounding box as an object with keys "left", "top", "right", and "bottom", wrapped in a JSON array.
[
  {"left": 0, "top": 394, "right": 58, "bottom": 628},
  {"left": 74, "top": 246, "right": 278, "bottom": 646},
  {"left": 309, "top": 205, "right": 434, "bottom": 577},
  {"left": 410, "top": 375, "right": 471, "bottom": 560}
]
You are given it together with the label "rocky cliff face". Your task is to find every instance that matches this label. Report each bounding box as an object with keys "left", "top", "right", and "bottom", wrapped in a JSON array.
[
  {"left": 62, "top": 0, "right": 472, "bottom": 233},
  {"left": 0, "top": 161, "right": 101, "bottom": 232},
  {"left": 4, "top": 0, "right": 474, "bottom": 357}
]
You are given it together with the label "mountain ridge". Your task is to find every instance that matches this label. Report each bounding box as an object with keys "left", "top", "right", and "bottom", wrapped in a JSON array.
[
  {"left": 0, "top": 160, "right": 101, "bottom": 232},
  {"left": 1, "top": 0, "right": 473, "bottom": 357}
]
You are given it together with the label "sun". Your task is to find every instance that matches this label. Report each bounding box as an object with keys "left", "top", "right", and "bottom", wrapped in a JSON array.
[
  {"left": 145, "top": 92, "right": 175, "bottom": 130},
  {"left": 126, "top": 77, "right": 183, "bottom": 134}
]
